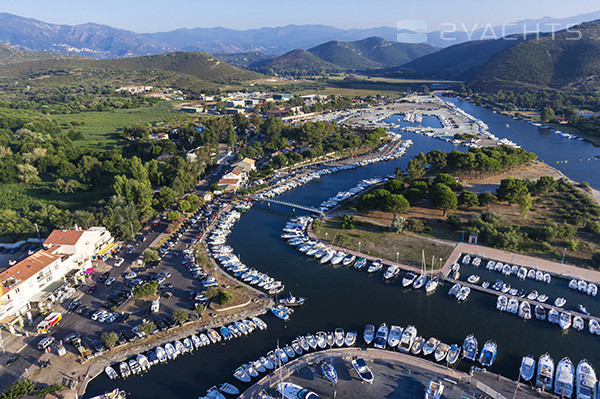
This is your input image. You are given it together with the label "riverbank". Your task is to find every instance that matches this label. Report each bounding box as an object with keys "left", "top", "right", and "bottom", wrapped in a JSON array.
[{"left": 239, "top": 347, "right": 547, "bottom": 399}]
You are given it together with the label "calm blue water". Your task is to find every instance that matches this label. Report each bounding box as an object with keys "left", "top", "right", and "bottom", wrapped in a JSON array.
[{"left": 86, "top": 99, "right": 600, "bottom": 398}]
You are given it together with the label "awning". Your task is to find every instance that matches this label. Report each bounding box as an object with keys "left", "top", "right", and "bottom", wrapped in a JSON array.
[
  {"left": 83, "top": 267, "right": 95, "bottom": 275},
  {"left": 97, "top": 242, "right": 115, "bottom": 256}
]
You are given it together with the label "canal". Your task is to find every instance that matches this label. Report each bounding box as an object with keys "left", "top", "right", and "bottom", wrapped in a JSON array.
[{"left": 86, "top": 98, "right": 600, "bottom": 398}]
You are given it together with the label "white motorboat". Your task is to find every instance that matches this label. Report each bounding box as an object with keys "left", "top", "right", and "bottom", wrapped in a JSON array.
[
  {"left": 218, "top": 383, "right": 239, "bottom": 396},
  {"left": 537, "top": 294, "right": 548, "bottom": 303},
  {"left": 373, "top": 323, "right": 388, "bottom": 349},
  {"left": 402, "top": 272, "right": 417, "bottom": 287},
  {"left": 413, "top": 274, "right": 427, "bottom": 290},
  {"left": 422, "top": 337, "right": 440, "bottom": 356},
  {"left": 119, "top": 362, "right": 131, "bottom": 378},
  {"left": 576, "top": 359, "right": 597, "bottom": 399},
  {"left": 387, "top": 325, "right": 402, "bottom": 348},
  {"left": 534, "top": 305, "right": 546, "bottom": 320},
  {"left": 425, "top": 380, "right": 444, "bottom": 399},
  {"left": 520, "top": 355, "right": 536, "bottom": 381},
  {"left": 354, "top": 257, "right": 366, "bottom": 270},
  {"left": 411, "top": 336, "right": 425, "bottom": 355},
  {"left": 573, "top": 316, "right": 584, "bottom": 331},
  {"left": 398, "top": 325, "right": 417, "bottom": 353},
  {"left": 367, "top": 261, "right": 383, "bottom": 273},
  {"left": 448, "top": 283, "right": 461, "bottom": 297},
  {"left": 496, "top": 295, "right": 507, "bottom": 311},
  {"left": 434, "top": 343, "right": 449, "bottom": 362},
  {"left": 351, "top": 358, "right": 374, "bottom": 384},
  {"left": 536, "top": 353, "right": 554, "bottom": 391},
  {"left": 455, "top": 286, "right": 470, "bottom": 301},
  {"left": 164, "top": 343, "right": 176, "bottom": 360},
  {"left": 205, "top": 387, "right": 226, "bottom": 399},
  {"left": 128, "top": 360, "right": 141, "bottom": 375},
  {"left": 260, "top": 356, "right": 274, "bottom": 370},
  {"left": 462, "top": 335, "right": 478, "bottom": 361},
  {"left": 518, "top": 301, "right": 532, "bottom": 320},
  {"left": 589, "top": 319, "right": 600, "bottom": 335},
  {"left": 526, "top": 290, "right": 539, "bottom": 301},
  {"left": 136, "top": 354, "right": 150, "bottom": 371},
  {"left": 478, "top": 340, "right": 497, "bottom": 367},
  {"left": 462, "top": 254, "right": 471, "bottom": 264},
  {"left": 555, "top": 297, "right": 567, "bottom": 307},
  {"left": 559, "top": 312, "right": 572, "bottom": 330},
  {"left": 467, "top": 275, "right": 480, "bottom": 284},
  {"left": 587, "top": 283, "right": 597, "bottom": 296},
  {"left": 277, "top": 382, "right": 322, "bottom": 399},
  {"left": 383, "top": 265, "right": 400, "bottom": 280},
  {"left": 334, "top": 328, "right": 345, "bottom": 347},
  {"left": 345, "top": 331, "right": 357, "bottom": 346},
  {"left": 330, "top": 251, "right": 345, "bottom": 265},
  {"left": 342, "top": 254, "right": 356, "bottom": 266},
  {"left": 446, "top": 344, "right": 460, "bottom": 365},
  {"left": 507, "top": 298, "right": 519, "bottom": 314},
  {"left": 554, "top": 357, "right": 575, "bottom": 398},
  {"left": 155, "top": 346, "right": 167, "bottom": 363},
  {"left": 105, "top": 366, "right": 118, "bottom": 379}
]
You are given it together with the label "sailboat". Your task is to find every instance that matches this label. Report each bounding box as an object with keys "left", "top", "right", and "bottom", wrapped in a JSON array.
[
  {"left": 321, "top": 350, "right": 337, "bottom": 384},
  {"left": 412, "top": 251, "right": 428, "bottom": 289}
]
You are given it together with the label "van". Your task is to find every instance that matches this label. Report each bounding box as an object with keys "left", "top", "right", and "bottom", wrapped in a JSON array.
[{"left": 37, "top": 336, "right": 55, "bottom": 350}]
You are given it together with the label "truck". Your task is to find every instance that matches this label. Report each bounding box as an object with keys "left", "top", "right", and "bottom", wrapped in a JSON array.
[
  {"left": 37, "top": 312, "right": 62, "bottom": 334},
  {"left": 71, "top": 337, "right": 92, "bottom": 358}
]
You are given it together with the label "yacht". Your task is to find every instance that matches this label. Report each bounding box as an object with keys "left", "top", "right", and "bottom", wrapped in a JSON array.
[
  {"left": 422, "top": 337, "right": 440, "bottom": 356},
  {"left": 576, "top": 359, "right": 597, "bottom": 399},
  {"left": 398, "top": 325, "right": 417, "bottom": 353},
  {"left": 434, "top": 343, "right": 449, "bottom": 362},
  {"left": 520, "top": 355, "right": 536, "bottom": 381},
  {"left": 536, "top": 353, "right": 554, "bottom": 391},
  {"left": 383, "top": 265, "right": 400, "bottom": 280},
  {"left": 330, "top": 251, "right": 345, "bottom": 265},
  {"left": 554, "top": 357, "right": 575, "bottom": 398},
  {"left": 425, "top": 277, "right": 439, "bottom": 293},
  {"left": 321, "top": 361, "right": 338, "bottom": 384},
  {"left": 320, "top": 250, "right": 334, "bottom": 264},
  {"left": 351, "top": 358, "right": 374, "bottom": 384},
  {"left": 411, "top": 337, "right": 425, "bottom": 355},
  {"left": 425, "top": 380, "right": 444, "bottom": 399},
  {"left": 367, "top": 261, "right": 383, "bottom": 273},
  {"left": 363, "top": 324, "right": 375, "bottom": 344},
  {"left": 315, "top": 332, "right": 326, "bottom": 349},
  {"left": 447, "top": 345, "right": 460, "bottom": 365},
  {"left": 559, "top": 312, "right": 572, "bottom": 330},
  {"left": 448, "top": 283, "right": 461, "bottom": 297},
  {"left": 462, "top": 335, "right": 478, "bottom": 361},
  {"left": 373, "top": 323, "right": 389, "bottom": 349},
  {"left": 455, "top": 286, "right": 470, "bottom": 301},
  {"left": 387, "top": 325, "right": 402, "bottom": 348},
  {"left": 277, "top": 382, "right": 322, "bottom": 399},
  {"left": 119, "top": 362, "right": 131, "bottom": 378},
  {"left": 278, "top": 294, "right": 306, "bottom": 307},
  {"left": 342, "top": 254, "right": 356, "bottom": 266},
  {"left": 478, "top": 340, "right": 497, "bottom": 367},
  {"left": 402, "top": 272, "right": 417, "bottom": 287}
]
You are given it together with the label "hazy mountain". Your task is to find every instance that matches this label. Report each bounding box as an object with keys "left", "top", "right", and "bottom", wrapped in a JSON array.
[
  {"left": 469, "top": 20, "right": 600, "bottom": 91},
  {"left": 0, "top": 13, "right": 167, "bottom": 58}
]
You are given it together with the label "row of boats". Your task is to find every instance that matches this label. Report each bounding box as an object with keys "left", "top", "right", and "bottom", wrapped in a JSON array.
[
  {"left": 569, "top": 278, "right": 599, "bottom": 297},
  {"left": 364, "top": 323, "right": 496, "bottom": 368},
  {"left": 233, "top": 328, "right": 359, "bottom": 383},
  {"left": 316, "top": 176, "right": 388, "bottom": 212},
  {"left": 255, "top": 140, "right": 412, "bottom": 201},
  {"left": 104, "top": 316, "right": 268, "bottom": 380},
  {"left": 496, "top": 295, "right": 600, "bottom": 334},
  {"left": 520, "top": 353, "right": 597, "bottom": 399},
  {"left": 461, "top": 254, "right": 552, "bottom": 284}
]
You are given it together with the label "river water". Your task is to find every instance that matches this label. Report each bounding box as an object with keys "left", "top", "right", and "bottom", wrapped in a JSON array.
[{"left": 86, "top": 98, "right": 600, "bottom": 398}]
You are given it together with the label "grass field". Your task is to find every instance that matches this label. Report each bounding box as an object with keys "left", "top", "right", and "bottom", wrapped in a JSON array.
[
  {"left": 314, "top": 217, "right": 454, "bottom": 268},
  {"left": 50, "top": 101, "right": 197, "bottom": 148}
]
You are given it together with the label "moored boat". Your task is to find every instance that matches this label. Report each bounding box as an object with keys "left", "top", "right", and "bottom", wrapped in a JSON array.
[
  {"left": 554, "top": 357, "right": 575, "bottom": 398},
  {"left": 363, "top": 324, "right": 375, "bottom": 344},
  {"left": 425, "top": 380, "right": 444, "bottom": 399},
  {"left": 422, "top": 337, "right": 440, "bottom": 356},
  {"left": 462, "top": 335, "right": 478, "bottom": 361},
  {"left": 351, "top": 357, "right": 374, "bottom": 384},
  {"left": 576, "top": 359, "right": 597, "bottom": 399},
  {"left": 520, "top": 355, "right": 535, "bottom": 381},
  {"left": 373, "top": 323, "right": 388, "bottom": 349},
  {"left": 536, "top": 353, "right": 554, "bottom": 391},
  {"left": 478, "top": 340, "right": 497, "bottom": 367}
]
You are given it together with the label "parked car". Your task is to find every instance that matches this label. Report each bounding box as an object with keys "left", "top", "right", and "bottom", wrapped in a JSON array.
[
  {"left": 98, "top": 272, "right": 110, "bottom": 283},
  {"left": 68, "top": 298, "right": 81, "bottom": 310},
  {"left": 123, "top": 272, "right": 137, "bottom": 280},
  {"left": 114, "top": 258, "right": 124, "bottom": 267},
  {"left": 126, "top": 247, "right": 134, "bottom": 254},
  {"left": 92, "top": 339, "right": 104, "bottom": 352},
  {"left": 105, "top": 277, "right": 115, "bottom": 286},
  {"left": 37, "top": 336, "right": 55, "bottom": 350},
  {"left": 86, "top": 284, "right": 97, "bottom": 294},
  {"left": 6, "top": 353, "right": 20, "bottom": 366}
]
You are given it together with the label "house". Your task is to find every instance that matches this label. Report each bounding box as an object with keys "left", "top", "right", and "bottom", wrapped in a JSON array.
[
  {"left": 0, "top": 227, "right": 114, "bottom": 332},
  {"left": 216, "top": 158, "right": 256, "bottom": 192},
  {"left": 273, "top": 93, "right": 293, "bottom": 101},
  {"left": 149, "top": 132, "right": 170, "bottom": 140},
  {"left": 180, "top": 106, "right": 204, "bottom": 113}
]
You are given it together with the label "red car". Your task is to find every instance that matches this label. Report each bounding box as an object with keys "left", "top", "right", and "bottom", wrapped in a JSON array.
[
  {"left": 86, "top": 284, "right": 97, "bottom": 294},
  {"left": 152, "top": 220, "right": 160, "bottom": 227}
]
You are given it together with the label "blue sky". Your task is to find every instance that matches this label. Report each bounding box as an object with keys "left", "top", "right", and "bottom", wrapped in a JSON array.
[{"left": 2, "top": 0, "right": 599, "bottom": 32}]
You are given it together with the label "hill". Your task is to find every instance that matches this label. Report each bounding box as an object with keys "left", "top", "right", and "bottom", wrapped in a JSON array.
[
  {"left": 308, "top": 37, "right": 437, "bottom": 70},
  {"left": 399, "top": 37, "right": 525, "bottom": 80},
  {"left": 470, "top": 20, "right": 600, "bottom": 91},
  {"left": 215, "top": 52, "right": 274, "bottom": 69},
  {"left": 0, "top": 42, "right": 82, "bottom": 65},
  {"left": 250, "top": 49, "right": 342, "bottom": 75}
]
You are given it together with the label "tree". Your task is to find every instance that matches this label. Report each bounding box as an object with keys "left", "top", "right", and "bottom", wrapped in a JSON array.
[
  {"left": 430, "top": 184, "right": 458, "bottom": 216},
  {"left": 158, "top": 187, "right": 177, "bottom": 210},
  {"left": 433, "top": 173, "right": 461, "bottom": 191},
  {"left": 143, "top": 248, "right": 159, "bottom": 263},
  {"left": 540, "top": 107, "right": 555, "bottom": 123},
  {"left": 103, "top": 196, "right": 142, "bottom": 241},
  {"left": 458, "top": 191, "right": 479, "bottom": 209},
  {"left": 216, "top": 290, "right": 233, "bottom": 305},
  {"left": 178, "top": 200, "right": 191, "bottom": 213},
  {"left": 0, "top": 380, "right": 36, "bottom": 399},
  {"left": 195, "top": 303, "right": 205, "bottom": 317},
  {"left": 496, "top": 178, "right": 529, "bottom": 205},
  {"left": 518, "top": 193, "right": 533, "bottom": 215},
  {"left": 384, "top": 179, "right": 404, "bottom": 194},
  {"left": 478, "top": 191, "right": 497, "bottom": 209},
  {"left": 534, "top": 176, "right": 558, "bottom": 195},
  {"left": 133, "top": 281, "right": 158, "bottom": 298},
  {"left": 166, "top": 210, "right": 180, "bottom": 222},
  {"left": 101, "top": 331, "right": 119, "bottom": 349},
  {"left": 172, "top": 309, "right": 190, "bottom": 324},
  {"left": 385, "top": 194, "right": 410, "bottom": 215},
  {"left": 390, "top": 215, "right": 405, "bottom": 233},
  {"left": 405, "top": 158, "right": 425, "bottom": 182},
  {"left": 137, "top": 321, "right": 156, "bottom": 336}
]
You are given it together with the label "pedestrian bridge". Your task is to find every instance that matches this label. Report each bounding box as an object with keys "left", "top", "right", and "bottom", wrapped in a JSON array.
[{"left": 247, "top": 195, "right": 325, "bottom": 218}]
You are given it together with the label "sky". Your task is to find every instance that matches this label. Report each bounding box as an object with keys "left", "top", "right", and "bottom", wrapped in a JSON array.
[{"left": 1, "top": 0, "right": 599, "bottom": 33}]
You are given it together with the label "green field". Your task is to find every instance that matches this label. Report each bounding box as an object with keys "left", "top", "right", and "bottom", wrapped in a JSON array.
[{"left": 50, "top": 101, "right": 197, "bottom": 147}]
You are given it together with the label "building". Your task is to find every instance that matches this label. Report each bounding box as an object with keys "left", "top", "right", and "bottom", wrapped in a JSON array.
[
  {"left": 180, "top": 106, "right": 204, "bottom": 113},
  {"left": 115, "top": 85, "right": 153, "bottom": 94},
  {"left": 0, "top": 227, "right": 113, "bottom": 332},
  {"left": 217, "top": 158, "right": 256, "bottom": 192},
  {"left": 148, "top": 132, "right": 170, "bottom": 140},
  {"left": 273, "top": 93, "right": 293, "bottom": 101}
]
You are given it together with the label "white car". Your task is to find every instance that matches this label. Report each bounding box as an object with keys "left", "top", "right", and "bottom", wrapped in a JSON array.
[{"left": 114, "top": 258, "right": 124, "bottom": 267}]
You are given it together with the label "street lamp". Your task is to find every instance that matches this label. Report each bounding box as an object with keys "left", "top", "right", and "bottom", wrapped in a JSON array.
[
  {"left": 358, "top": 241, "right": 361, "bottom": 253},
  {"left": 396, "top": 252, "right": 399, "bottom": 264},
  {"left": 325, "top": 232, "right": 328, "bottom": 241}
]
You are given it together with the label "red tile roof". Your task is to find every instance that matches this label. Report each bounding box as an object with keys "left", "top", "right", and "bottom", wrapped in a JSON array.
[
  {"left": 44, "top": 230, "right": 85, "bottom": 246},
  {"left": 0, "top": 250, "right": 60, "bottom": 292}
]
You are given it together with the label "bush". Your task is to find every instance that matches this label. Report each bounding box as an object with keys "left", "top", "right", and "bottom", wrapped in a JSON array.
[
  {"left": 133, "top": 281, "right": 158, "bottom": 298},
  {"left": 565, "top": 239, "right": 580, "bottom": 251},
  {"left": 447, "top": 215, "right": 462, "bottom": 230},
  {"left": 172, "top": 309, "right": 190, "bottom": 324},
  {"left": 0, "top": 380, "right": 36, "bottom": 399},
  {"left": 585, "top": 221, "right": 600, "bottom": 234},
  {"left": 406, "top": 219, "right": 425, "bottom": 233},
  {"left": 137, "top": 321, "right": 156, "bottom": 336},
  {"left": 143, "top": 248, "right": 159, "bottom": 263},
  {"left": 216, "top": 290, "right": 233, "bottom": 305}
]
